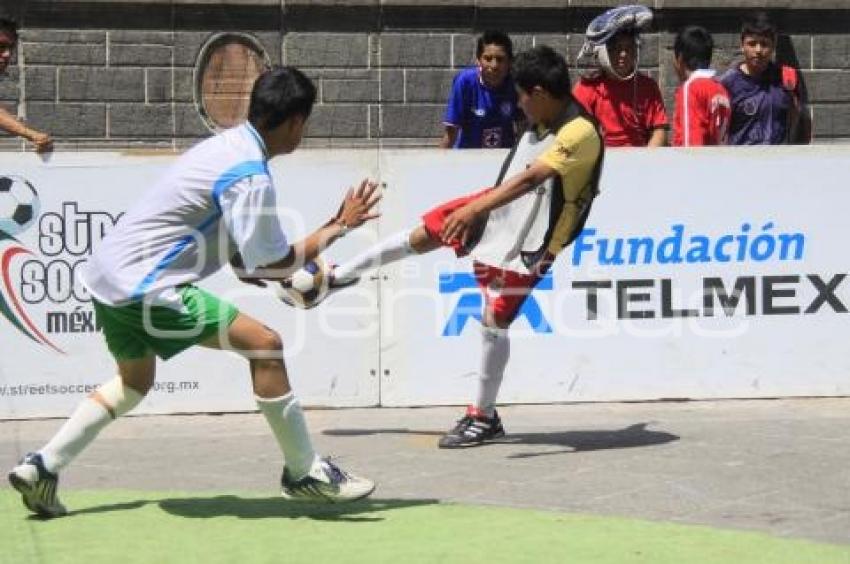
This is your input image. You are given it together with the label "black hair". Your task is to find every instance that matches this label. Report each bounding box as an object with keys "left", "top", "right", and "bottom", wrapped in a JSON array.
[
  {"left": 476, "top": 30, "right": 513, "bottom": 60},
  {"left": 741, "top": 11, "right": 777, "bottom": 42},
  {"left": 674, "top": 26, "right": 714, "bottom": 71},
  {"left": 513, "top": 45, "right": 571, "bottom": 99},
  {"left": 0, "top": 17, "right": 18, "bottom": 42},
  {"left": 248, "top": 66, "right": 316, "bottom": 131}
]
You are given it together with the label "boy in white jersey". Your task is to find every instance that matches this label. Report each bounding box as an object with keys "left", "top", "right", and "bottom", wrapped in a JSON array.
[
  {"left": 328, "top": 46, "right": 604, "bottom": 447},
  {"left": 8, "top": 67, "right": 380, "bottom": 518}
]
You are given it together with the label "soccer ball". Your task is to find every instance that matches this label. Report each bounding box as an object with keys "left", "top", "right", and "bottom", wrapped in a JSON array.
[
  {"left": 0, "top": 176, "right": 40, "bottom": 237},
  {"left": 275, "top": 256, "right": 331, "bottom": 309}
]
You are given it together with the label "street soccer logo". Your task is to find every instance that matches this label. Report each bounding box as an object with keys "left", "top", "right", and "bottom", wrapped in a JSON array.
[{"left": 0, "top": 176, "right": 63, "bottom": 353}]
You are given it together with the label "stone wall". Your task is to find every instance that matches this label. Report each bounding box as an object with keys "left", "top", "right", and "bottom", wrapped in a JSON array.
[{"left": 1, "top": 0, "right": 849, "bottom": 149}]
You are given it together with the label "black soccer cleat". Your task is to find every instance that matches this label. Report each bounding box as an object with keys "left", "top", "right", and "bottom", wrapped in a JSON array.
[
  {"left": 438, "top": 406, "right": 506, "bottom": 448},
  {"left": 8, "top": 452, "right": 67, "bottom": 518}
]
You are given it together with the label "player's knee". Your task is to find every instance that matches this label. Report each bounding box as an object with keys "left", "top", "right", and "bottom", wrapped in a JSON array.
[
  {"left": 484, "top": 306, "right": 514, "bottom": 330},
  {"left": 95, "top": 376, "right": 145, "bottom": 418},
  {"left": 490, "top": 316, "right": 513, "bottom": 330},
  {"left": 256, "top": 328, "right": 283, "bottom": 354},
  {"left": 127, "top": 379, "right": 153, "bottom": 396}
]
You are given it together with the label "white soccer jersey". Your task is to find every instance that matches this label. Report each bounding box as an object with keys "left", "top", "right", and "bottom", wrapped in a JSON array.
[
  {"left": 472, "top": 115, "right": 602, "bottom": 274},
  {"left": 82, "top": 123, "right": 289, "bottom": 306},
  {"left": 471, "top": 127, "right": 558, "bottom": 272}
]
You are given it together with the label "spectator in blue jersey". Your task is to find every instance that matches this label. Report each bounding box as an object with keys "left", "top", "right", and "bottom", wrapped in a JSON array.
[{"left": 440, "top": 30, "right": 522, "bottom": 149}]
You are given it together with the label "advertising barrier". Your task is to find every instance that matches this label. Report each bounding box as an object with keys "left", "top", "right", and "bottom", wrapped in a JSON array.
[{"left": 0, "top": 146, "right": 847, "bottom": 418}]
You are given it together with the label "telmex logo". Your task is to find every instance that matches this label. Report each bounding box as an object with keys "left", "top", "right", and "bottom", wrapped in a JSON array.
[{"left": 438, "top": 272, "right": 553, "bottom": 337}]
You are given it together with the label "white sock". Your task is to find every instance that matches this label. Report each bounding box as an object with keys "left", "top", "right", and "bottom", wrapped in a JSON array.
[
  {"left": 39, "top": 376, "right": 144, "bottom": 473},
  {"left": 333, "top": 229, "right": 415, "bottom": 283},
  {"left": 256, "top": 392, "right": 319, "bottom": 480},
  {"left": 475, "top": 325, "right": 510, "bottom": 418}
]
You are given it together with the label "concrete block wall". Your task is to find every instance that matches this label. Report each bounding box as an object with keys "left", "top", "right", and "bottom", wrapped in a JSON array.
[{"left": 1, "top": 0, "right": 849, "bottom": 149}]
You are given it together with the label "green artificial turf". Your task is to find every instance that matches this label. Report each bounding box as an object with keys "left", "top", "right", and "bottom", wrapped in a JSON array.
[{"left": 3, "top": 490, "right": 848, "bottom": 564}]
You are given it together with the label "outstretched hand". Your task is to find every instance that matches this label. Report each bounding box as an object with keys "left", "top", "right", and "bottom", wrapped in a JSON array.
[
  {"left": 335, "top": 179, "right": 381, "bottom": 229},
  {"left": 440, "top": 202, "right": 480, "bottom": 246},
  {"left": 30, "top": 132, "right": 53, "bottom": 154}
]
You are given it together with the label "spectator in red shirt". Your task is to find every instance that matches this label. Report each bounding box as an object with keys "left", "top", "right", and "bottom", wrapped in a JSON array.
[
  {"left": 671, "top": 26, "right": 731, "bottom": 147},
  {"left": 573, "top": 6, "right": 667, "bottom": 148}
]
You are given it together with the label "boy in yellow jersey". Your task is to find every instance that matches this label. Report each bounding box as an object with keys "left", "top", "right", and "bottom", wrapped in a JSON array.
[{"left": 311, "top": 46, "right": 605, "bottom": 447}]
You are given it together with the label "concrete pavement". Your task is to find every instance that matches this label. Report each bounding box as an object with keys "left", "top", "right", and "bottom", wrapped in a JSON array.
[{"left": 2, "top": 398, "right": 849, "bottom": 545}]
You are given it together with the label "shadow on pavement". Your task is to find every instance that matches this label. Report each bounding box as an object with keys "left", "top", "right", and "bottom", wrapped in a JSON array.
[
  {"left": 69, "top": 500, "right": 153, "bottom": 517},
  {"left": 69, "top": 496, "right": 437, "bottom": 522},
  {"left": 325, "top": 422, "right": 679, "bottom": 458},
  {"left": 159, "top": 496, "right": 437, "bottom": 521}
]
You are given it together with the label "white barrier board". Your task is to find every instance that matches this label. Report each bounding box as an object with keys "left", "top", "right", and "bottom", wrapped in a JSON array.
[
  {"left": 379, "top": 146, "right": 850, "bottom": 405},
  {"left": 0, "top": 146, "right": 847, "bottom": 418},
  {"left": 0, "top": 151, "right": 381, "bottom": 418}
]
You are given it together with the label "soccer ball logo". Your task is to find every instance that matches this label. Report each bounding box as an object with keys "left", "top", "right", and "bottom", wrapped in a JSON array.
[{"left": 0, "top": 175, "right": 39, "bottom": 237}]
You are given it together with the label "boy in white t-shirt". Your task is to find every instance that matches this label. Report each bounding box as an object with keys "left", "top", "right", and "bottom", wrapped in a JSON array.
[{"left": 8, "top": 67, "right": 380, "bottom": 518}]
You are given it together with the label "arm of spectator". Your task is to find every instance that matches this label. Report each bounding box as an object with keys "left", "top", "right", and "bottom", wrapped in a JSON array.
[
  {"left": 440, "top": 70, "right": 469, "bottom": 149},
  {"left": 647, "top": 127, "right": 667, "bottom": 147},
  {"left": 571, "top": 80, "right": 595, "bottom": 115},
  {"left": 439, "top": 124, "right": 459, "bottom": 149},
  {"left": 788, "top": 85, "right": 812, "bottom": 145},
  {"left": 790, "top": 107, "right": 812, "bottom": 145},
  {"left": 643, "top": 76, "right": 668, "bottom": 148},
  {"left": 0, "top": 106, "right": 52, "bottom": 152}
]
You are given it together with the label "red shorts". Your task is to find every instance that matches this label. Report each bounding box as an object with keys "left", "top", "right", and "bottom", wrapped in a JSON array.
[
  {"left": 422, "top": 188, "right": 542, "bottom": 325},
  {"left": 472, "top": 262, "right": 541, "bottom": 325},
  {"left": 421, "top": 187, "right": 492, "bottom": 256}
]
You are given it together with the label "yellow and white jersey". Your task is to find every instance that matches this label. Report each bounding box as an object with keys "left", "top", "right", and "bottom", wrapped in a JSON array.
[{"left": 471, "top": 114, "right": 603, "bottom": 274}]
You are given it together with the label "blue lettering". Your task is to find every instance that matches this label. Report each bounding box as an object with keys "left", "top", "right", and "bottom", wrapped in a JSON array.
[
  {"left": 563, "top": 223, "right": 806, "bottom": 268},
  {"left": 598, "top": 238, "right": 624, "bottom": 265},
  {"left": 686, "top": 236, "right": 711, "bottom": 263},
  {"left": 571, "top": 228, "right": 596, "bottom": 266},
  {"left": 657, "top": 224, "right": 684, "bottom": 264},
  {"left": 750, "top": 222, "right": 776, "bottom": 262},
  {"left": 736, "top": 223, "right": 751, "bottom": 261},
  {"left": 778, "top": 233, "right": 805, "bottom": 260},
  {"left": 627, "top": 237, "right": 653, "bottom": 264}
]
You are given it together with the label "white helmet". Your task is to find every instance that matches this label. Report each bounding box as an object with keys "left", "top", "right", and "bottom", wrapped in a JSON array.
[{"left": 578, "top": 5, "right": 653, "bottom": 81}]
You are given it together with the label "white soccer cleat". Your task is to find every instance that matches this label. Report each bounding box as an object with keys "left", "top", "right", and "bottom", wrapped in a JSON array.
[
  {"left": 281, "top": 458, "right": 375, "bottom": 503},
  {"left": 8, "top": 452, "right": 67, "bottom": 518}
]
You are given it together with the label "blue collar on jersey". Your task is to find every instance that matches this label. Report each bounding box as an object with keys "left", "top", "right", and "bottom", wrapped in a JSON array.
[{"left": 244, "top": 122, "right": 269, "bottom": 160}]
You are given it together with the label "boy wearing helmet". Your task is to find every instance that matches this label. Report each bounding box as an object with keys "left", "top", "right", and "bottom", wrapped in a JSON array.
[{"left": 573, "top": 5, "right": 668, "bottom": 147}]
